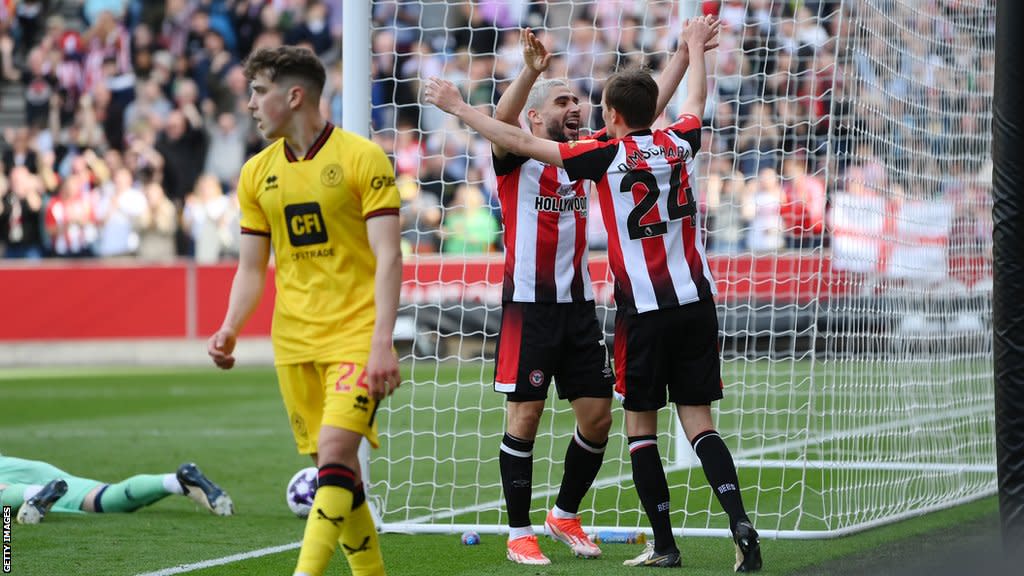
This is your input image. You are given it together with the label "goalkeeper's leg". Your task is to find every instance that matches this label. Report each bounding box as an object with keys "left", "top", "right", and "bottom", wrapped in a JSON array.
[{"left": 91, "top": 474, "right": 179, "bottom": 512}]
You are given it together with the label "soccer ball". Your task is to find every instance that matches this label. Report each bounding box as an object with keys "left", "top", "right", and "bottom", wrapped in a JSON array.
[{"left": 286, "top": 466, "right": 318, "bottom": 518}]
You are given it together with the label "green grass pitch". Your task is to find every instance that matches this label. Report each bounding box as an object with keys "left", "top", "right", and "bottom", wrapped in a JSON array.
[{"left": 0, "top": 363, "right": 996, "bottom": 575}]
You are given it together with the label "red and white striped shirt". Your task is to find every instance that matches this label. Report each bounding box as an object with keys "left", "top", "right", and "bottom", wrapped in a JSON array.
[
  {"left": 559, "top": 114, "right": 716, "bottom": 313},
  {"left": 494, "top": 153, "right": 593, "bottom": 303}
]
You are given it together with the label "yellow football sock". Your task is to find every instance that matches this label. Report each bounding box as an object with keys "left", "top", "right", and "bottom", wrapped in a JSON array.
[
  {"left": 294, "top": 464, "right": 357, "bottom": 576},
  {"left": 340, "top": 499, "right": 386, "bottom": 576}
]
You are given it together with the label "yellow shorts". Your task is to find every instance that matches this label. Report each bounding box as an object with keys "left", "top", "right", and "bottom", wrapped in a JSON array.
[{"left": 276, "top": 361, "right": 380, "bottom": 454}]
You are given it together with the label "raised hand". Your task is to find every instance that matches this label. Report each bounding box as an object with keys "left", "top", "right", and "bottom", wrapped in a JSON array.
[
  {"left": 682, "top": 15, "right": 721, "bottom": 51},
  {"left": 521, "top": 28, "right": 551, "bottom": 74},
  {"left": 423, "top": 77, "right": 465, "bottom": 114}
]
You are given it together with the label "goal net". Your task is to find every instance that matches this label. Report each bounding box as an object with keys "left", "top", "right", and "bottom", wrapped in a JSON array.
[{"left": 363, "top": 0, "right": 995, "bottom": 538}]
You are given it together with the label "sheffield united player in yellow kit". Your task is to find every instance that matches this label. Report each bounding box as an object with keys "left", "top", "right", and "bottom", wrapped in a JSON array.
[{"left": 208, "top": 46, "right": 401, "bottom": 576}]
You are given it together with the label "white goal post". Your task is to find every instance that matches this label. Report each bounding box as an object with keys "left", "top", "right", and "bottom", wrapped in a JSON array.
[{"left": 348, "top": 0, "right": 995, "bottom": 539}]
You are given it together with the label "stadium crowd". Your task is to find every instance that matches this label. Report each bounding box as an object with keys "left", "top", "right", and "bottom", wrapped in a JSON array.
[{"left": 0, "top": 0, "right": 993, "bottom": 261}]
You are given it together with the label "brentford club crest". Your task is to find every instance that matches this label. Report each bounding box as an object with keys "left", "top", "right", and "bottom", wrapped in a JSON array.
[{"left": 529, "top": 370, "right": 544, "bottom": 387}]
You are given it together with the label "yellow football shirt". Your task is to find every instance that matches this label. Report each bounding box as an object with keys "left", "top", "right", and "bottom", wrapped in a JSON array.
[{"left": 237, "top": 123, "right": 400, "bottom": 365}]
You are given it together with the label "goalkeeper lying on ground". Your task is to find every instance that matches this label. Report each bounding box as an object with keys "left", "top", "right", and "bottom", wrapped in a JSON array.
[{"left": 0, "top": 453, "right": 233, "bottom": 524}]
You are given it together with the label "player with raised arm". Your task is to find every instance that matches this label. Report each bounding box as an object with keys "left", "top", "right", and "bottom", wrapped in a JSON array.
[
  {"left": 426, "top": 16, "right": 762, "bottom": 572},
  {"left": 483, "top": 27, "right": 709, "bottom": 565},
  {"left": 489, "top": 28, "right": 608, "bottom": 566},
  {"left": 207, "top": 46, "right": 402, "bottom": 576}
]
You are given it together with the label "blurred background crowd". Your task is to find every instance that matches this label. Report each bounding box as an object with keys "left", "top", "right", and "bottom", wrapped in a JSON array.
[{"left": 0, "top": 0, "right": 994, "bottom": 262}]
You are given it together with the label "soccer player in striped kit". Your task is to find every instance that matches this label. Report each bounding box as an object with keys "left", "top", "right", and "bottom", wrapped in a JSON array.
[
  {"left": 488, "top": 29, "right": 611, "bottom": 565},
  {"left": 480, "top": 26, "right": 718, "bottom": 566},
  {"left": 426, "top": 15, "right": 762, "bottom": 572}
]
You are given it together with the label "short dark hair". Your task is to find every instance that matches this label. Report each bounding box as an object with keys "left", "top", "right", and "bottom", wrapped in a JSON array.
[
  {"left": 243, "top": 46, "right": 326, "bottom": 97},
  {"left": 603, "top": 68, "right": 658, "bottom": 129}
]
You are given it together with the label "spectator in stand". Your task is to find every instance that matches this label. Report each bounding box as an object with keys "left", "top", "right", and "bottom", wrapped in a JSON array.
[
  {"left": 13, "top": 1, "right": 46, "bottom": 58},
  {"left": 82, "top": 10, "right": 134, "bottom": 101},
  {"left": 182, "top": 6, "right": 213, "bottom": 73},
  {"left": 392, "top": 119, "right": 424, "bottom": 179},
  {"left": 193, "top": 28, "right": 237, "bottom": 106},
  {"left": 218, "top": 64, "right": 251, "bottom": 117},
  {"left": 451, "top": 1, "right": 517, "bottom": 55},
  {"left": 776, "top": 96, "right": 815, "bottom": 157},
  {"left": 416, "top": 138, "right": 447, "bottom": 202},
  {"left": 2, "top": 127, "right": 39, "bottom": 176},
  {"left": 370, "top": 28, "right": 397, "bottom": 131},
  {"left": 83, "top": 0, "right": 129, "bottom": 27},
  {"left": 228, "top": 0, "right": 264, "bottom": 59},
  {"left": 372, "top": 0, "right": 422, "bottom": 50},
  {"left": 61, "top": 91, "right": 108, "bottom": 156},
  {"left": 136, "top": 180, "right": 177, "bottom": 262},
  {"left": 285, "top": 2, "right": 335, "bottom": 58},
  {"left": 0, "top": 27, "right": 17, "bottom": 81},
  {"left": 155, "top": 104, "right": 207, "bottom": 204},
  {"left": 780, "top": 155, "right": 826, "bottom": 249},
  {"left": 441, "top": 182, "right": 499, "bottom": 254},
  {"left": 711, "top": 36, "right": 757, "bottom": 114},
  {"left": 45, "top": 171, "right": 97, "bottom": 257},
  {"left": 182, "top": 174, "right": 235, "bottom": 264},
  {"left": 123, "top": 78, "right": 172, "bottom": 139},
  {"left": 466, "top": 53, "right": 498, "bottom": 108},
  {"left": 2, "top": 44, "right": 58, "bottom": 131},
  {"left": 735, "top": 102, "right": 780, "bottom": 178},
  {"left": 397, "top": 174, "right": 441, "bottom": 254},
  {"left": 321, "top": 61, "right": 343, "bottom": 127},
  {"left": 397, "top": 38, "right": 446, "bottom": 133},
  {"left": 35, "top": 149, "right": 59, "bottom": 199},
  {"left": 744, "top": 167, "right": 784, "bottom": 253},
  {"left": 706, "top": 168, "right": 750, "bottom": 254},
  {"left": 0, "top": 165, "right": 46, "bottom": 259},
  {"left": 710, "top": 100, "right": 738, "bottom": 154},
  {"left": 203, "top": 109, "right": 249, "bottom": 190},
  {"left": 90, "top": 65, "right": 128, "bottom": 152},
  {"left": 129, "top": 20, "right": 158, "bottom": 80},
  {"left": 124, "top": 129, "right": 164, "bottom": 186},
  {"left": 94, "top": 166, "right": 147, "bottom": 258},
  {"left": 565, "top": 14, "right": 608, "bottom": 119},
  {"left": 41, "top": 15, "right": 86, "bottom": 129}
]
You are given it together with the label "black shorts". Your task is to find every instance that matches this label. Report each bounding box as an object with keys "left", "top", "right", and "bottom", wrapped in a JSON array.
[
  {"left": 613, "top": 297, "right": 723, "bottom": 411},
  {"left": 493, "top": 300, "right": 615, "bottom": 402}
]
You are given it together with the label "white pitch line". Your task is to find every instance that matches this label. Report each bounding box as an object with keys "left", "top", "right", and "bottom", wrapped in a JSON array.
[{"left": 134, "top": 542, "right": 301, "bottom": 576}]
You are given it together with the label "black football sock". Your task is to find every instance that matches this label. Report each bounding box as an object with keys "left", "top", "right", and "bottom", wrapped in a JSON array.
[
  {"left": 555, "top": 428, "right": 606, "bottom": 515},
  {"left": 628, "top": 435, "right": 677, "bottom": 554},
  {"left": 692, "top": 429, "right": 749, "bottom": 532},
  {"left": 500, "top": 432, "right": 534, "bottom": 529}
]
